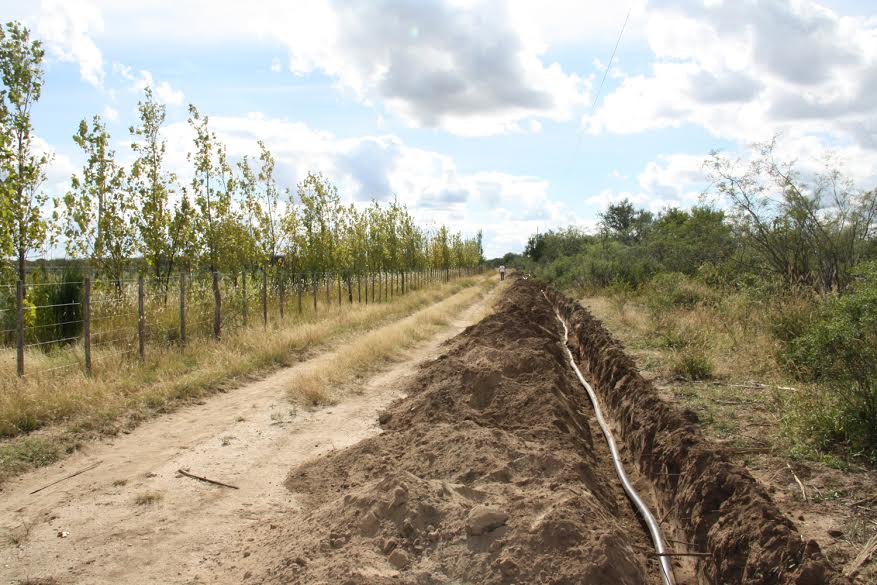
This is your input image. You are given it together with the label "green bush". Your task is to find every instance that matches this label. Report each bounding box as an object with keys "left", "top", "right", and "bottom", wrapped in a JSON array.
[
  {"left": 785, "top": 260, "right": 877, "bottom": 455},
  {"left": 671, "top": 348, "right": 715, "bottom": 380},
  {"left": 643, "top": 272, "right": 714, "bottom": 310}
]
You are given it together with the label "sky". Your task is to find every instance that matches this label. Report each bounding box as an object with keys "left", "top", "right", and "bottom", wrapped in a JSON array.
[{"left": 4, "top": 0, "right": 877, "bottom": 258}]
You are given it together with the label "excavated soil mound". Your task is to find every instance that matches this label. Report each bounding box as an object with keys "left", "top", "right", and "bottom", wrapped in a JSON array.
[
  {"left": 254, "top": 279, "right": 662, "bottom": 585},
  {"left": 250, "top": 278, "right": 848, "bottom": 584}
]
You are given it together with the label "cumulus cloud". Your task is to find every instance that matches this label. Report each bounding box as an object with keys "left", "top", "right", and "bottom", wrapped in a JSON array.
[
  {"left": 37, "top": 0, "right": 105, "bottom": 88},
  {"left": 585, "top": 0, "right": 877, "bottom": 155},
  {"left": 265, "top": 0, "right": 591, "bottom": 135},
  {"left": 112, "top": 63, "right": 185, "bottom": 105},
  {"left": 147, "top": 112, "right": 562, "bottom": 255}
]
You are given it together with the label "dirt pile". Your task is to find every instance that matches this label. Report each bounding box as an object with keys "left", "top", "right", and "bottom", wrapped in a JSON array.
[
  {"left": 547, "top": 286, "right": 850, "bottom": 585},
  {"left": 253, "top": 279, "right": 662, "bottom": 584},
  {"left": 249, "top": 278, "right": 849, "bottom": 584}
]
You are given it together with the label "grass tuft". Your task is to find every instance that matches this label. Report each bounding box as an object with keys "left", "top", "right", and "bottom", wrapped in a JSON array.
[{"left": 134, "top": 491, "right": 162, "bottom": 506}]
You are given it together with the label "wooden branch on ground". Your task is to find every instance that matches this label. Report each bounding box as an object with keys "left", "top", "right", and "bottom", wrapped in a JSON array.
[
  {"left": 845, "top": 533, "right": 877, "bottom": 578},
  {"left": 787, "top": 463, "right": 807, "bottom": 501},
  {"left": 177, "top": 468, "right": 239, "bottom": 489},
  {"left": 29, "top": 461, "right": 102, "bottom": 495}
]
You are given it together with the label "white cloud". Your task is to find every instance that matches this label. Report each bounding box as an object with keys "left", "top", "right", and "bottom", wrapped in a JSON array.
[
  {"left": 112, "top": 63, "right": 185, "bottom": 106},
  {"left": 45, "top": 0, "right": 605, "bottom": 136},
  {"left": 586, "top": 0, "right": 877, "bottom": 155},
  {"left": 37, "top": 0, "right": 105, "bottom": 88},
  {"left": 103, "top": 105, "right": 118, "bottom": 121},
  {"left": 154, "top": 112, "right": 560, "bottom": 255},
  {"left": 270, "top": 57, "right": 282, "bottom": 73}
]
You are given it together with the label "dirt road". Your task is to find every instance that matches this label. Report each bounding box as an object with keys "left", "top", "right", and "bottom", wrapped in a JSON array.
[{"left": 0, "top": 285, "right": 498, "bottom": 585}]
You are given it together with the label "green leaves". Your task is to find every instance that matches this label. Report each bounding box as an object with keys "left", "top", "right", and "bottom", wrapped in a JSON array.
[
  {"left": 0, "top": 21, "right": 51, "bottom": 279},
  {"left": 64, "top": 115, "right": 136, "bottom": 286}
]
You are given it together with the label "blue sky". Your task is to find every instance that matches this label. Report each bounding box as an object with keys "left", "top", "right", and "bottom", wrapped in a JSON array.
[{"left": 5, "top": 0, "right": 877, "bottom": 258}]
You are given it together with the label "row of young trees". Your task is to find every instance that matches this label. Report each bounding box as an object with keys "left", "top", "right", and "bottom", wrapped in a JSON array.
[{"left": 0, "top": 22, "right": 483, "bottom": 289}]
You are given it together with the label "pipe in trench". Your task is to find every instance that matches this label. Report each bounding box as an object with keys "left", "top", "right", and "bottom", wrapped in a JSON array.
[{"left": 544, "top": 291, "right": 677, "bottom": 585}]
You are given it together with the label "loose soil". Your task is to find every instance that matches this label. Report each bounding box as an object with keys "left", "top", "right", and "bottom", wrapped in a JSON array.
[
  {"left": 0, "top": 285, "right": 496, "bottom": 585},
  {"left": 3, "top": 278, "right": 858, "bottom": 584}
]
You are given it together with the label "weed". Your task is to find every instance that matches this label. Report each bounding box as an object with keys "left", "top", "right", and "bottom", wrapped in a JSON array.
[
  {"left": 670, "top": 349, "right": 714, "bottom": 381},
  {"left": 134, "top": 491, "right": 162, "bottom": 506}
]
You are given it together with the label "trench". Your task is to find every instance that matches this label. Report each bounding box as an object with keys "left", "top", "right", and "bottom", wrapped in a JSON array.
[{"left": 237, "top": 277, "right": 847, "bottom": 585}]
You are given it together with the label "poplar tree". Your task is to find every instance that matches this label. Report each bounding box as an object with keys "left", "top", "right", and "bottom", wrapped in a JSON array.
[
  {"left": 64, "top": 115, "right": 136, "bottom": 291},
  {"left": 130, "top": 86, "right": 181, "bottom": 295},
  {"left": 0, "top": 22, "right": 50, "bottom": 281}
]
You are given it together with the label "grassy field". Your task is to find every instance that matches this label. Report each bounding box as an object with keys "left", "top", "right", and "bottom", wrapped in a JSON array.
[{"left": 0, "top": 275, "right": 493, "bottom": 483}]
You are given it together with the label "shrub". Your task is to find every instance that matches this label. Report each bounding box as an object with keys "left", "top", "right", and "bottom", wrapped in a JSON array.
[
  {"left": 785, "top": 261, "right": 877, "bottom": 455},
  {"left": 643, "top": 272, "right": 714, "bottom": 311},
  {"left": 671, "top": 348, "right": 715, "bottom": 381}
]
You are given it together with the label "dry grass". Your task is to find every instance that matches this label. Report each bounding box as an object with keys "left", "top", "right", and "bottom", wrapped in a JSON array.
[
  {"left": 288, "top": 281, "right": 493, "bottom": 405},
  {"left": 0, "top": 276, "right": 492, "bottom": 483},
  {"left": 133, "top": 491, "right": 163, "bottom": 506}
]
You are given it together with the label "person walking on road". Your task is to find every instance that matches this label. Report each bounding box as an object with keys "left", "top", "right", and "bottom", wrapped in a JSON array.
[{"left": 499, "top": 264, "right": 506, "bottom": 281}]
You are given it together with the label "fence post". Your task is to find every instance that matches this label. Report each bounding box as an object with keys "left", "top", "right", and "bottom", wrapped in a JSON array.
[
  {"left": 212, "top": 270, "right": 221, "bottom": 340},
  {"left": 83, "top": 278, "right": 92, "bottom": 374},
  {"left": 138, "top": 275, "right": 145, "bottom": 360},
  {"left": 312, "top": 275, "right": 318, "bottom": 313},
  {"left": 15, "top": 280, "right": 24, "bottom": 377},
  {"left": 325, "top": 275, "right": 331, "bottom": 307},
  {"left": 179, "top": 272, "right": 187, "bottom": 347},
  {"left": 347, "top": 273, "right": 353, "bottom": 304},
  {"left": 297, "top": 276, "right": 303, "bottom": 314},
  {"left": 242, "top": 270, "right": 248, "bottom": 327},
  {"left": 262, "top": 269, "right": 268, "bottom": 328},
  {"left": 337, "top": 273, "right": 342, "bottom": 306},
  {"left": 279, "top": 268, "right": 285, "bottom": 320}
]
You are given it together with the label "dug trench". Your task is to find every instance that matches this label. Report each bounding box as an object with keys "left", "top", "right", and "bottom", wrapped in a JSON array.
[{"left": 239, "top": 277, "right": 849, "bottom": 584}]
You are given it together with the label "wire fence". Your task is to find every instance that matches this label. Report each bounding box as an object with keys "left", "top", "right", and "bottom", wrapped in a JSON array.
[{"left": 1, "top": 266, "right": 482, "bottom": 378}]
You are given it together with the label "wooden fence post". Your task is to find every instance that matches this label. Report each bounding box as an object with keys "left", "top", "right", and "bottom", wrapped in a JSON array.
[
  {"left": 138, "top": 275, "right": 145, "bottom": 360},
  {"left": 212, "top": 271, "right": 221, "bottom": 340},
  {"left": 262, "top": 269, "right": 268, "bottom": 328},
  {"left": 312, "top": 275, "right": 318, "bottom": 313},
  {"left": 83, "top": 278, "right": 92, "bottom": 374},
  {"left": 337, "top": 273, "right": 342, "bottom": 306},
  {"left": 279, "top": 269, "right": 285, "bottom": 320},
  {"left": 15, "top": 280, "right": 24, "bottom": 377},
  {"left": 297, "top": 276, "right": 303, "bottom": 314},
  {"left": 179, "top": 272, "right": 187, "bottom": 347},
  {"left": 242, "top": 270, "right": 248, "bottom": 327},
  {"left": 325, "top": 275, "right": 331, "bottom": 307}
]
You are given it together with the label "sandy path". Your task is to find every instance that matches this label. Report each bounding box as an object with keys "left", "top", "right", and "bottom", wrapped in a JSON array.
[{"left": 0, "top": 285, "right": 498, "bottom": 585}]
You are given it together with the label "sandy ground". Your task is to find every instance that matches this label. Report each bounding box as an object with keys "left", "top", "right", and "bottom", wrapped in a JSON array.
[{"left": 0, "top": 286, "right": 498, "bottom": 585}]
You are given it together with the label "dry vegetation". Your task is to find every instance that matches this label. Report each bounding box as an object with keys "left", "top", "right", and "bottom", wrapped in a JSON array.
[
  {"left": 288, "top": 280, "right": 493, "bottom": 406},
  {"left": 0, "top": 276, "right": 491, "bottom": 483}
]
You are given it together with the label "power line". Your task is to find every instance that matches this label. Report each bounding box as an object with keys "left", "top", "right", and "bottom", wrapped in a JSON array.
[
  {"left": 564, "top": 6, "right": 632, "bottom": 172},
  {"left": 590, "top": 7, "right": 631, "bottom": 116}
]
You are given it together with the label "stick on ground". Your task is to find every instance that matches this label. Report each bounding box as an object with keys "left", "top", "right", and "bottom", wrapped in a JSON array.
[
  {"left": 787, "top": 463, "right": 808, "bottom": 501},
  {"left": 29, "top": 461, "right": 102, "bottom": 495},
  {"left": 177, "top": 468, "right": 239, "bottom": 489}
]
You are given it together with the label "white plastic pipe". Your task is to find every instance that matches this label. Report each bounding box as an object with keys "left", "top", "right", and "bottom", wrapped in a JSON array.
[{"left": 544, "top": 292, "right": 677, "bottom": 585}]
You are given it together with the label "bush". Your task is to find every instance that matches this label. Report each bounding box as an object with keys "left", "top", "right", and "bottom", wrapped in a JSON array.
[
  {"left": 671, "top": 348, "right": 715, "bottom": 381},
  {"left": 785, "top": 260, "right": 877, "bottom": 455},
  {"left": 643, "top": 273, "right": 715, "bottom": 311}
]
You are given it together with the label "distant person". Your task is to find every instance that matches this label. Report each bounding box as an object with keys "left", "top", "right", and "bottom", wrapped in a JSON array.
[{"left": 499, "top": 264, "right": 506, "bottom": 281}]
